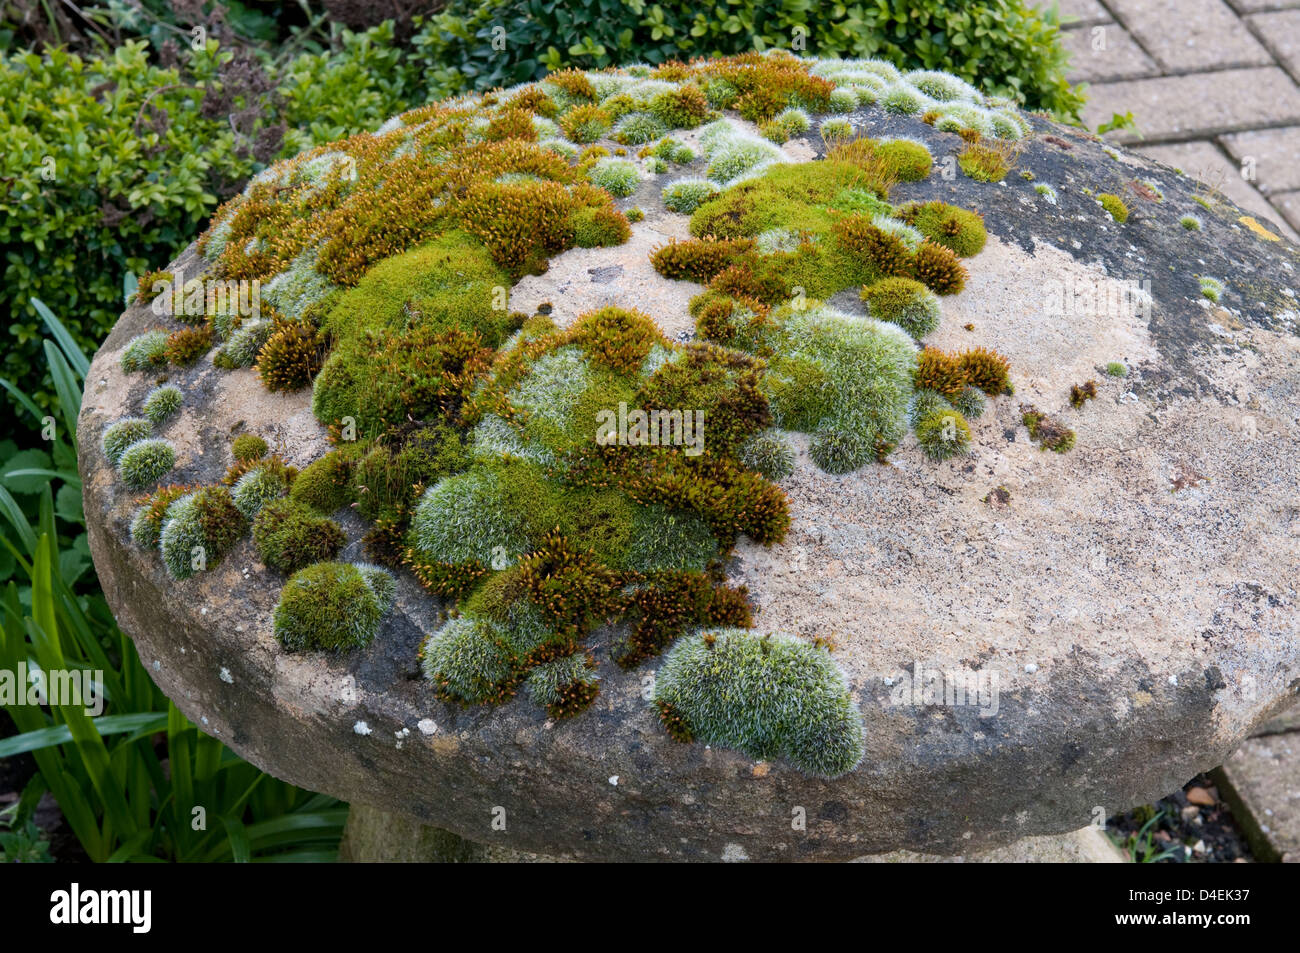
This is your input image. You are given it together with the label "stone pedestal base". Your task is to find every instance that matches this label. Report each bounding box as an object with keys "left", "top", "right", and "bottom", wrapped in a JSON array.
[{"left": 338, "top": 804, "right": 564, "bottom": 862}]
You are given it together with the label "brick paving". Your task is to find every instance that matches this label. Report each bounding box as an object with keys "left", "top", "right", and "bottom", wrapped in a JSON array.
[{"left": 1045, "top": 0, "right": 1300, "bottom": 239}]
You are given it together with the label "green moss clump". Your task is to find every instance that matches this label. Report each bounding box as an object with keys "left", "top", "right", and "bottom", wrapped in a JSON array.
[
  {"left": 860, "top": 276, "right": 941, "bottom": 339},
  {"left": 764, "top": 306, "right": 916, "bottom": 471},
  {"left": 951, "top": 384, "right": 986, "bottom": 419},
  {"left": 252, "top": 498, "right": 344, "bottom": 574},
  {"left": 117, "top": 438, "right": 175, "bottom": 490},
  {"left": 232, "top": 434, "right": 268, "bottom": 463},
  {"left": 524, "top": 653, "right": 599, "bottom": 718},
  {"left": 231, "top": 463, "right": 290, "bottom": 520},
  {"left": 613, "top": 111, "right": 668, "bottom": 145},
  {"left": 159, "top": 486, "right": 247, "bottom": 579},
  {"left": 120, "top": 330, "right": 169, "bottom": 372},
  {"left": 420, "top": 614, "right": 521, "bottom": 704},
  {"left": 142, "top": 385, "right": 182, "bottom": 426},
  {"left": 873, "top": 138, "right": 932, "bottom": 181},
  {"left": 408, "top": 462, "right": 542, "bottom": 567},
  {"left": 1022, "top": 405, "right": 1076, "bottom": 453},
  {"left": 653, "top": 629, "right": 865, "bottom": 778},
  {"left": 1106, "top": 361, "right": 1128, "bottom": 378},
  {"left": 587, "top": 158, "right": 640, "bottom": 198},
  {"left": 571, "top": 205, "right": 631, "bottom": 248},
  {"left": 737, "top": 429, "right": 796, "bottom": 480},
  {"left": 957, "top": 142, "right": 1011, "bottom": 182},
  {"left": 897, "top": 201, "right": 986, "bottom": 257},
  {"left": 130, "top": 484, "right": 191, "bottom": 549},
  {"left": 625, "top": 505, "right": 719, "bottom": 573},
  {"left": 290, "top": 449, "right": 357, "bottom": 513},
  {"left": 273, "top": 562, "right": 394, "bottom": 652},
  {"left": 662, "top": 177, "right": 720, "bottom": 214},
  {"left": 102, "top": 417, "right": 153, "bottom": 465},
  {"left": 354, "top": 426, "right": 467, "bottom": 521},
  {"left": 1097, "top": 193, "right": 1129, "bottom": 223},
  {"left": 809, "top": 429, "right": 873, "bottom": 474},
  {"left": 915, "top": 408, "right": 971, "bottom": 460}
]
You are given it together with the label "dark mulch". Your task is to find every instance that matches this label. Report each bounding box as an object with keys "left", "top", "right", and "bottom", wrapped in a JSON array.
[{"left": 1106, "top": 772, "right": 1254, "bottom": 863}]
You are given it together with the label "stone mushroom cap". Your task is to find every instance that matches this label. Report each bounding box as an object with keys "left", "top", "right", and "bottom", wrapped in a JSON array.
[{"left": 80, "top": 59, "right": 1300, "bottom": 861}]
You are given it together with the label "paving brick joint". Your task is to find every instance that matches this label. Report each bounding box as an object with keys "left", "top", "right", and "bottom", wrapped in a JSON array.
[{"left": 1046, "top": 0, "right": 1300, "bottom": 239}]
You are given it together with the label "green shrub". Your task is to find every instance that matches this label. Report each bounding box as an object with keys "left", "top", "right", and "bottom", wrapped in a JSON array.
[
  {"left": 409, "top": 1, "right": 1081, "bottom": 121},
  {"left": 0, "top": 27, "right": 437, "bottom": 441}
]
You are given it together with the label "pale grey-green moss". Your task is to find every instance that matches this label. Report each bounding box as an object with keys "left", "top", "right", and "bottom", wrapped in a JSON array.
[
  {"left": 142, "top": 385, "right": 182, "bottom": 426},
  {"left": 273, "top": 561, "right": 393, "bottom": 652},
  {"left": 102, "top": 417, "right": 152, "bottom": 465},
  {"left": 653, "top": 628, "right": 865, "bottom": 778},
  {"left": 117, "top": 438, "right": 175, "bottom": 489}
]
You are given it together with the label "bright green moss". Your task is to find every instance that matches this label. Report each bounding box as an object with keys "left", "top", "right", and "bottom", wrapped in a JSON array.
[
  {"left": 1106, "top": 361, "right": 1128, "bottom": 378},
  {"left": 102, "top": 417, "right": 153, "bottom": 465},
  {"left": 319, "top": 231, "right": 511, "bottom": 345},
  {"left": 142, "top": 385, "right": 182, "bottom": 426},
  {"left": 571, "top": 205, "right": 631, "bottom": 247},
  {"left": 117, "top": 438, "right": 175, "bottom": 490},
  {"left": 873, "top": 138, "right": 932, "bottom": 181},
  {"left": 1097, "top": 193, "right": 1129, "bottom": 223},
  {"left": 232, "top": 433, "right": 268, "bottom": 462},
  {"left": 290, "top": 449, "right": 356, "bottom": 513},
  {"left": 897, "top": 201, "right": 987, "bottom": 257},
  {"left": 274, "top": 562, "right": 394, "bottom": 652},
  {"left": 915, "top": 408, "right": 971, "bottom": 460},
  {"left": 860, "top": 276, "right": 941, "bottom": 339},
  {"left": 653, "top": 629, "right": 866, "bottom": 778},
  {"left": 252, "top": 497, "right": 344, "bottom": 574}
]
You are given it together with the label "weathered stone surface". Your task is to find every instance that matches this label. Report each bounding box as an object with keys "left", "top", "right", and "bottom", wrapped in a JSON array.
[
  {"left": 1133, "top": 140, "right": 1300, "bottom": 240},
  {"left": 1082, "top": 68, "right": 1300, "bottom": 143},
  {"left": 857, "top": 827, "right": 1128, "bottom": 863},
  {"left": 1254, "top": 699, "right": 1300, "bottom": 736},
  {"left": 1214, "top": 731, "right": 1300, "bottom": 861},
  {"left": 80, "top": 102, "right": 1300, "bottom": 862},
  {"left": 337, "top": 806, "right": 1126, "bottom": 863}
]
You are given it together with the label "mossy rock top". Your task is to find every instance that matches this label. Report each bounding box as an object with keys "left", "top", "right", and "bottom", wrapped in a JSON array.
[{"left": 80, "top": 53, "right": 1300, "bottom": 860}]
